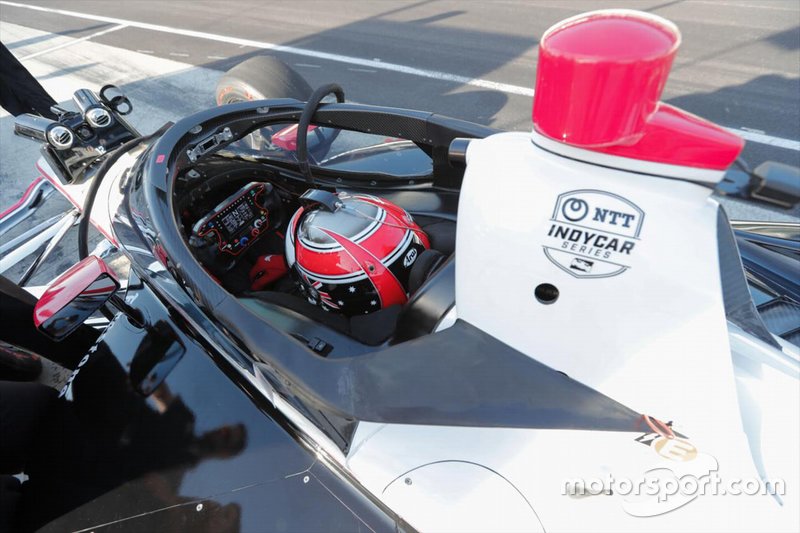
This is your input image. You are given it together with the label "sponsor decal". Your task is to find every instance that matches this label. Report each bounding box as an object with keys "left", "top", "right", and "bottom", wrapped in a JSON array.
[
  {"left": 653, "top": 438, "right": 698, "bottom": 462},
  {"left": 403, "top": 247, "right": 418, "bottom": 268},
  {"left": 543, "top": 190, "right": 644, "bottom": 278},
  {"left": 59, "top": 352, "right": 90, "bottom": 400},
  {"left": 59, "top": 330, "right": 107, "bottom": 401},
  {"left": 563, "top": 415, "right": 784, "bottom": 518},
  {"left": 570, "top": 257, "right": 594, "bottom": 273},
  {"left": 634, "top": 416, "right": 697, "bottom": 462}
]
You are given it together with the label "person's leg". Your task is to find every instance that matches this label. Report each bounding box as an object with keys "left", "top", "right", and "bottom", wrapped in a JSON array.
[
  {"left": 0, "top": 474, "right": 23, "bottom": 533},
  {"left": 0, "top": 42, "right": 57, "bottom": 119},
  {"left": 0, "top": 381, "right": 56, "bottom": 474},
  {"left": 0, "top": 381, "right": 80, "bottom": 531}
]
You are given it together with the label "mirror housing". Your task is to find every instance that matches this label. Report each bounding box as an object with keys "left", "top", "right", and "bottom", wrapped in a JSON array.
[
  {"left": 718, "top": 161, "right": 800, "bottom": 209},
  {"left": 750, "top": 162, "right": 800, "bottom": 208},
  {"left": 33, "top": 256, "right": 119, "bottom": 340}
]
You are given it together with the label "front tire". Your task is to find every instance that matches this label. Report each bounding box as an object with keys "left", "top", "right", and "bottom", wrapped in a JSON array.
[{"left": 215, "top": 56, "right": 313, "bottom": 105}]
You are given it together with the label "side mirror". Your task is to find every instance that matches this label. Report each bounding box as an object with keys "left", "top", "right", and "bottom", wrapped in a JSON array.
[
  {"left": 750, "top": 162, "right": 800, "bottom": 208},
  {"left": 33, "top": 256, "right": 119, "bottom": 340},
  {"left": 718, "top": 161, "right": 800, "bottom": 209}
]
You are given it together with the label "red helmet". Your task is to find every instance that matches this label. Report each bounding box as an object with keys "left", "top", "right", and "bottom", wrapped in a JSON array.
[{"left": 285, "top": 193, "right": 429, "bottom": 315}]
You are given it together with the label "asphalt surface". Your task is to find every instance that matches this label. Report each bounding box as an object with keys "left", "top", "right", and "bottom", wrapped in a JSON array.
[
  {"left": 3, "top": 1, "right": 799, "bottom": 153},
  {"left": 0, "top": 0, "right": 798, "bottom": 284}
]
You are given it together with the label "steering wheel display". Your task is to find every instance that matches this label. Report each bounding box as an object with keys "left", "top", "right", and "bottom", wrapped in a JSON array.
[{"left": 192, "top": 182, "right": 272, "bottom": 256}]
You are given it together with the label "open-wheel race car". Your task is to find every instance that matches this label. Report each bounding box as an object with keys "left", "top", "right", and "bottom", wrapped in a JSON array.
[{"left": 1, "top": 9, "right": 798, "bottom": 533}]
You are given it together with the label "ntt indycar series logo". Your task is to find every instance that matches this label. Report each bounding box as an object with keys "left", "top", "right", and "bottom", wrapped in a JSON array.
[{"left": 544, "top": 190, "right": 644, "bottom": 278}]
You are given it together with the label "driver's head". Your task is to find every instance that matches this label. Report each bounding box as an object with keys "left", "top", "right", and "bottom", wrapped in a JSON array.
[{"left": 285, "top": 193, "right": 429, "bottom": 316}]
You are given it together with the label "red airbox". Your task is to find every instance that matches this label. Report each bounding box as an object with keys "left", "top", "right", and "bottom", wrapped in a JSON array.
[{"left": 532, "top": 10, "right": 742, "bottom": 170}]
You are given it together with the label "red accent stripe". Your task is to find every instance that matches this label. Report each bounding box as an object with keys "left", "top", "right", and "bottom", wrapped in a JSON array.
[
  {"left": 0, "top": 176, "right": 44, "bottom": 219},
  {"left": 35, "top": 162, "right": 119, "bottom": 245},
  {"left": 296, "top": 246, "right": 359, "bottom": 277},
  {"left": 321, "top": 228, "right": 408, "bottom": 307},
  {"left": 356, "top": 214, "right": 408, "bottom": 260}
]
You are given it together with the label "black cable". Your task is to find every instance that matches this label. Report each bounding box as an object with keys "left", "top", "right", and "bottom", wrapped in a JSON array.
[
  {"left": 76, "top": 124, "right": 170, "bottom": 322},
  {"left": 77, "top": 125, "right": 170, "bottom": 259},
  {"left": 296, "top": 83, "right": 344, "bottom": 187},
  {"left": 77, "top": 136, "right": 141, "bottom": 259},
  {"left": 76, "top": 134, "right": 144, "bottom": 321}
]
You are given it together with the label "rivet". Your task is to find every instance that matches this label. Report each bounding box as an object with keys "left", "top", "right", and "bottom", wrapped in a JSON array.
[
  {"left": 196, "top": 503, "right": 203, "bottom": 512},
  {"left": 303, "top": 475, "right": 310, "bottom": 484}
]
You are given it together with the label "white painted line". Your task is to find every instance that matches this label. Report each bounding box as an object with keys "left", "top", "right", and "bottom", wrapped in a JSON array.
[
  {"left": 169, "top": 52, "right": 189, "bottom": 57},
  {"left": 207, "top": 55, "right": 227, "bottom": 60},
  {"left": 2, "top": 0, "right": 798, "bottom": 152},
  {"left": 0, "top": 1, "right": 534, "bottom": 96},
  {"left": 136, "top": 49, "right": 154, "bottom": 54},
  {"left": 18, "top": 23, "right": 127, "bottom": 60},
  {"left": 726, "top": 128, "right": 800, "bottom": 151},
  {"left": 691, "top": 0, "right": 800, "bottom": 11},
  {"left": 295, "top": 63, "right": 321, "bottom": 68},
  {"left": 348, "top": 67, "right": 377, "bottom": 73}
]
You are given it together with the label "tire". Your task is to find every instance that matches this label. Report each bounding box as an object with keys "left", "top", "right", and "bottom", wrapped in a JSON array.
[{"left": 215, "top": 56, "right": 313, "bottom": 105}]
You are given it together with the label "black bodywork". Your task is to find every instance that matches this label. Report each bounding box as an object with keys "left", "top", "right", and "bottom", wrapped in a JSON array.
[
  {"left": 732, "top": 222, "right": 800, "bottom": 345},
  {"left": 2, "top": 98, "right": 798, "bottom": 531},
  {"left": 14, "top": 272, "right": 407, "bottom": 532}
]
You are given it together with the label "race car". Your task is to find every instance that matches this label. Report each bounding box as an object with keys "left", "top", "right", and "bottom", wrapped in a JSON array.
[{"left": 1, "top": 8, "right": 798, "bottom": 532}]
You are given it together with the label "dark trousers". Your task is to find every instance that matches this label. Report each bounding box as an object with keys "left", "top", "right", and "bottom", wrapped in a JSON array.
[
  {"left": 0, "top": 381, "right": 56, "bottom": 474},
  {"left": 0, "top": 381, "right": 57, "bottom": 531},
  {"left": 0, "top": 41, "right": 57, "bottom": 118}
]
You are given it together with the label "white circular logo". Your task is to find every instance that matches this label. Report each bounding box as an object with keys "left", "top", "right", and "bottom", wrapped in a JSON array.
[{"left": 561, "top": 198, "right": 589, "bottom": 221}]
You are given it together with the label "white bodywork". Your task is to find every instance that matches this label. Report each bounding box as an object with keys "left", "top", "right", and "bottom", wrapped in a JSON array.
[{"left": 343, "top": 133, "right": 800, "bottom": 531}]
